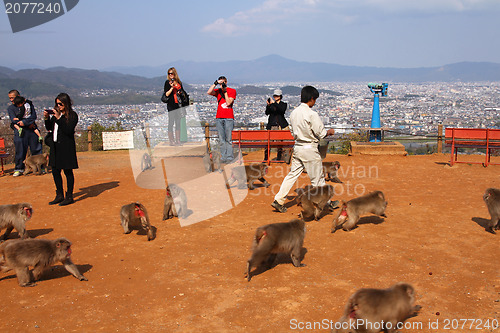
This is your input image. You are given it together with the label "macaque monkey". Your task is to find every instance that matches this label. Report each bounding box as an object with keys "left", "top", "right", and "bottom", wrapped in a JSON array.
[
  {"left": 483, "top": 188, "right": 500, "bottom": 234},
  {"left": 0, "top": 203, "right": 32, "bottom": 241},
  {"left": 283, "top": 148, "right": 293, "bottom": 164},
  {"left": 23, "top": 152, "right": 49, "bottom": 175},
  {"left": 202, "top": 150, "right": 222, "bottom": 173},
  {"left": 335, "top": 282, "right": 421, "bottom": 333},
  {"left": 323, "top": 161, "right": 342, "bottom": 183},
  {"left": 226, "top": 163, "right": 270, "bottom": 190},
  {"left": 295, "top": 184, "right": 335, "bottom": 221},
  {"left": 141, "top": 153, "right": 153, "bottom": 172},
  {"left": 0, "top": 237, "right": 88, "bottom": 287},
  {"left": 162, "top": 184, "right": 188, "bottom": 219},
  {"left": 120, "top": 202, "right": 155, "bottom": 241},
  {"left": 331, "top": 191, "right": 387, "bottom": 233},
  {"left": 246, "top": 218, "right": 305, "bottom": 281}
]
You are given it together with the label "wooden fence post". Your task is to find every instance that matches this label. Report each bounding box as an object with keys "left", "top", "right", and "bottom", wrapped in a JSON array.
[
  {"left": 144, "top": 122, "right": 152, "bottom": 156},
  {"left": 205, "top": 122, "right": 211, "bottom": 152},
  {"left": 437, "top": 124, "right": 443, "bottom": 154},
  {"left": 87, "top": 126, "right": 92, "bottom": 151}
]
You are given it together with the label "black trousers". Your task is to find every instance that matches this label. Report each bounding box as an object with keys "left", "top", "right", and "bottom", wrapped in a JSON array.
[{"left": 52, "top": 168, "right": 75, "bottom": 195}]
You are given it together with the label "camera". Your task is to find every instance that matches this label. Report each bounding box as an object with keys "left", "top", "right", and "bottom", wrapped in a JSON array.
[
  {"left": 267, "top": 98, "right": 271, "bottom": 103},
  {"left": 221, "top": 82, "right": 227, "bottom": 89},
  {"left": 45, "top": 109, "right": 54, "bottom": 114}
]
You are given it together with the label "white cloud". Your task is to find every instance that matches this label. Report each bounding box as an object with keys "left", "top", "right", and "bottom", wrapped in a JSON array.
[
  {"left": 201, "top": 0, "right": 321, "bottom": 36},
  {"left": 201, "top": 0, "right": 500, "bottom": 37}
]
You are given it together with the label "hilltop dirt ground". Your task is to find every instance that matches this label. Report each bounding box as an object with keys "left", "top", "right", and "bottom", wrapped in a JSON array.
[{"left": 0, "top": 149, "right": 498, "bottom": 332}]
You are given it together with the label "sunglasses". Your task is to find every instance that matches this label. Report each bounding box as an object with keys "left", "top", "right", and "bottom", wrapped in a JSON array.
[
  {"left": 56, "top": 102, "right": 64, "bottom": 106},
  {"left": 168, "top": 72, "right": 174, "bottom": 75}
]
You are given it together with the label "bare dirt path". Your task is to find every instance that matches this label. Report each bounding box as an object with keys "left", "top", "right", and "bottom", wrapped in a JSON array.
[{"left": 0, "top": 150, "right": 498, "bottom": 332}]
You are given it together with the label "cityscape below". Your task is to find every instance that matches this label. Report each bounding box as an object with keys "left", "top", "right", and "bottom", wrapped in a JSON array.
[{"left": 3, "top": 81, "right": 500, "bottom": 146}]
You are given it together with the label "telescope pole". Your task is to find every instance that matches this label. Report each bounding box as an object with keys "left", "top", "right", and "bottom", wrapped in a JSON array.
[{"left": 369, "top": 92, "right": 381, "bottom": 142}]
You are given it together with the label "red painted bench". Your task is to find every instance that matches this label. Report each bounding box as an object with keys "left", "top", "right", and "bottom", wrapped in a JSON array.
[
  {"left": 0, "top": 138, "right": 10, "bottom": 175},
  {"left": 232, "top": 130, "right": 295, "bottom": 164},
  {"left": 445, "top": 128, "right": 500, "bottom": 166}
]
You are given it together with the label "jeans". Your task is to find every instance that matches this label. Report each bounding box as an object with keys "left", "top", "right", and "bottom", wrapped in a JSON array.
[
  {"left": 13, "top": 128, "right": 42, "bottom": 171},
  {"left": 215, "top": 118, "right": 234, "bottom": 161}
]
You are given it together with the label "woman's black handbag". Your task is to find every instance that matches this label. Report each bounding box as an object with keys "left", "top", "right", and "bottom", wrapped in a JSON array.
[
  {"left": 161, "top": 92, "right": 168, "bottom": 103},
  {"left": 177, "top": 88, "right": 190, "bottom": 107}
]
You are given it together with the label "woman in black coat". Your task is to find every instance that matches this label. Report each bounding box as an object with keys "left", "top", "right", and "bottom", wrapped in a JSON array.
[{"left": 43, "top": 93, "right": 79, "bottom": 206}]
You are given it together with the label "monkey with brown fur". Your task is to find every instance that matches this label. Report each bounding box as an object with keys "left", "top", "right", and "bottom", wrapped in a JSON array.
[
  {"left": 120, "top": 202, "right": 155, "bottom": 241},
  {"left": 335, "top": 282, "right": 421, "bottom": 333},
  {"left": 295, "top": 184, "right": 335, "bottom": 221},
  {"left": 331, "top": 191, "right": 387, "bottom": 233},
  {"left": 0, "top": 203, "right": 32, "bottom": 242},
  {"left": 162, "top": 184, "right": 188, "bottom": 219},
  {"left": 0, "top": 237, "right": 87, "bottom": 287},
  {"left": 246, "top": 218, "right": 305, "bottom": 281},
  {"left": 226, "top": 163, "right": 270, "bottom": 190},
  {"left": 23, "top": 153, "right": 49, "bottom": 175},
  {"left": 483, "top": 187, "right": 500, "bottom": 234},
  {"left": 323, "top": 161, "right": 342, "bottom": 183}
]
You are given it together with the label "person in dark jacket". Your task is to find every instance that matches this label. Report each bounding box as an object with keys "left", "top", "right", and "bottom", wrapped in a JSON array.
[
  {"left": 7, "top": 89, "right": 43, "bottom": 176},
  {"left": 264, "top": 89, "right": 288, "bottom": 161},
  {"left": 43, "top": 93, "right": 79, "bottom": 206},
  {"left": 163, "top": 67, "right": 184, "bottom": 146}
]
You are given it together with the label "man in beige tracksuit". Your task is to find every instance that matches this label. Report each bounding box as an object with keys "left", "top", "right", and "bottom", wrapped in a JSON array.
[{"left": 271, "top": 85, "right": 335, "bottom": 213}]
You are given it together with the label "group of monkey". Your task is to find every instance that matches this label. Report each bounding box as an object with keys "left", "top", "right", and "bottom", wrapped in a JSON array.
[{"left": 1, "top": 155, "right": 499, "bottom": 332}]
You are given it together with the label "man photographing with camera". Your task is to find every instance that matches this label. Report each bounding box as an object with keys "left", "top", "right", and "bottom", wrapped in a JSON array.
[{"left": 207, "top": 76, "right": 237, "bottom": 163}]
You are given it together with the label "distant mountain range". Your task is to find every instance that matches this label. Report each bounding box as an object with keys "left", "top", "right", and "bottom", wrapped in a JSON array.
[
  {"left": 1, "top": 55, "right": 500, "bottom": 102},
  {"left": 104, "top": 55, "right": 500, "bottom": 83}
]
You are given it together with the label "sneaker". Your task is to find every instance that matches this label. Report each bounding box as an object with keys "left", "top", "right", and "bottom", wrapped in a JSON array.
[
  {"left": 271, "top": 200, "right": 287, "bottom": 213},
  {"left": 328, "top": 200, "right": 340, "bottom": 210},
  {"left": 13, "top": 171, "right": 22, "bottom": 177}
]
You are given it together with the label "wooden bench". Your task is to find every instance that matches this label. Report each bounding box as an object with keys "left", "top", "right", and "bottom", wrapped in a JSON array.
[
  {"left": 231, "top": 130, "right": 295, "bottom": 164},
  {"left": 0, "top": 138, "right": 10, "bottom": 175},
  {"left": 445, "top": 128, "right": 500, "bottom": 166}
]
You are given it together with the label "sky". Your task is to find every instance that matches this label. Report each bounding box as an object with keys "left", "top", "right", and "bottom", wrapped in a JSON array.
[{"left": 1, "top": 0, "right": 500, "bottom": 70}]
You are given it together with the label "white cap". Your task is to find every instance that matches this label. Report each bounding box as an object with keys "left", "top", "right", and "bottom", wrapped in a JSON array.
[{"left": 273, "top": 89, "right": 282, "bottom": 96}]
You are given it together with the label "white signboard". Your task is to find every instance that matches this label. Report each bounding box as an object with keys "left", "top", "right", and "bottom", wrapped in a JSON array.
[{"left": 102, "top": 131, "right": 134, "bottom": 150}]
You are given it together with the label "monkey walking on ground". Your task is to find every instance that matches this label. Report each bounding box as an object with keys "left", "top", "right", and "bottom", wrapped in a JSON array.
[
  {"left": 246, "top": 218, "right": 305, "bottom": 281},
  {"left": 120, "top": 202, "right": 156, "bottom": 241},
  {"left": 162, "top": 184, "right": 188, "bottom": 220},
  {"left": 0, "top": 203, "right": 32, "bottom": 242},
  {"left": 23, "top": 153, "right": 49, "bottom": 175},
  {"left": 334, "top": 282, "right": 421, "bottom": 333},
  {"left": 0, "top": 237, "right": 88, "bottom": 287},
  {"left": 483, "top": 187, "right": 500, "bottom": 234},
  {"left": 295, "top": 184, "right": 335, "bottom": 221},
  {"left": 331, "top": 191, "right": 387, "bottom": 233},
  {"left": 226, "top": 163, "right": 270, "bottom": 190}
]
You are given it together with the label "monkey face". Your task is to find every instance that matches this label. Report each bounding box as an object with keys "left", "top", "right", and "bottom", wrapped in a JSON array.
[
  {"left": 55, "top": 239, "right": 72, "bottom": 258},
  {"left": 22, "top": 205, "right": 33, "bottom": 219}
]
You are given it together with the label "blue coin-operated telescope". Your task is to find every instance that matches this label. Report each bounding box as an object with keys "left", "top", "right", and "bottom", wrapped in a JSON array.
[{"left": 367, "top": 83, "right": 388, "bottom": 142}]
